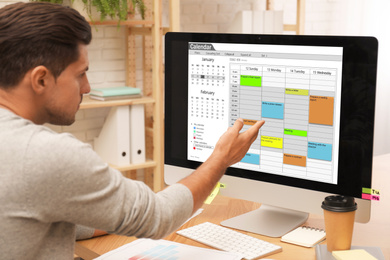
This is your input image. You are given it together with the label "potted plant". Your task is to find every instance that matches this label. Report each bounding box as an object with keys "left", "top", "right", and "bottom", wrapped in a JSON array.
[
  {"left": 29, "top": 0, "right": 146, "bottom": 21},
  {"left": 81, "top": 0, "right": 146, "bottom": 21}
]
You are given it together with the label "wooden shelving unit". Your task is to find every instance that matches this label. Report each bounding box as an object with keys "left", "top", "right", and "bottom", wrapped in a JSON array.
[
  {"left": 267, "top": 0, "right": 305, "bottom": 34},
  {"left": 80, "top": 96, "right": 154, "bottom": 110},
  {"left": 108, "top": 159, "right": 157, "bottom": 172},
  {"left": 79, "top": 0, "right": 180, "bottom": 192}
]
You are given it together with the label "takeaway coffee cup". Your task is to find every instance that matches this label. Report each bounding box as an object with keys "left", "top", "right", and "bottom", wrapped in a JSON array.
[{"left": 321, "top": 195, "right": 357, "bottom": 252}]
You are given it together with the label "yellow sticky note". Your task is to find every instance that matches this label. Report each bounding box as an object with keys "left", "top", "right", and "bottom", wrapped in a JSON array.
[
  {"left": 261, "top": 135, "right": 283, "bottom": 149},
  {"left": 204, "top": 182, "right": 220, "bottom": 205},
  {"left": 362, "top": 188, "right": 381, "bottom": 195},
  {"left": 332, "top": 249, "right": 378, "bottom": 260}
]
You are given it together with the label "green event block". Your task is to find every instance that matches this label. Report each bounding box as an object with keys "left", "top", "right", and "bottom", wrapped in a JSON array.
[
  {"left": 284, "top": 128, "right": 308, "bottom": 137},
  {"left": 240, "top": 75, "right": 262, "bottom": 87},
  {"left": 285, "top": 88, "right": 309, "bottom": 96}
]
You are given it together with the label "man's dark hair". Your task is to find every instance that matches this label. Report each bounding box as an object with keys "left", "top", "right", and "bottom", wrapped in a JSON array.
[{"left": 0, "top": 2, "right": 92, "bottom": 88}]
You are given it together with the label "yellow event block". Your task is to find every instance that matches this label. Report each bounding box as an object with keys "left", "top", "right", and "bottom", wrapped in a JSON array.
[
  {"left": 261, "top": 136, "right": 283, "bottom": 149},
  {"left": 285, "top": 88, "right": 309, "bottom": 96}
]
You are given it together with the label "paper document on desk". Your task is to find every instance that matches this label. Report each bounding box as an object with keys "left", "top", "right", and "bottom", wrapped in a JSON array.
[{"left": 94, "top": 238, "right": 242, "bottom": 260}]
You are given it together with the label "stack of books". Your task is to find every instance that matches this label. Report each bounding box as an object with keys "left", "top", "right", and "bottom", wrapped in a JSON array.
[{"left": 89, "top": 86, "right": 142, "bottom": 101}]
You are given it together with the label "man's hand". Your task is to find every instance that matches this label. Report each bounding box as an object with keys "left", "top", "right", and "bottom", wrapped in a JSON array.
[
  {"left": 179, "top": 118, "right": 265, "bottom": 213},
  {"left": 210, "top": 119, "right": 265, "bottom": 168}
]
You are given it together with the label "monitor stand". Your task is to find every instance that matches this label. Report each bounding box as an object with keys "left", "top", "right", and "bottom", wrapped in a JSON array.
[{"left": 220, "top": 204, "right": 309, "bottom": 237}]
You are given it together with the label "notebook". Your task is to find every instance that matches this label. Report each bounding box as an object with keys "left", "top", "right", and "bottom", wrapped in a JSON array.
[
  {"left": 281, "top": 226, "right": 326, "bottom": 247},
  {"left": 332, "top": 249, "right": 378, "bottom": 260},
  {"left": 315, "top": 244, "right": 385, "bottom": 260}
]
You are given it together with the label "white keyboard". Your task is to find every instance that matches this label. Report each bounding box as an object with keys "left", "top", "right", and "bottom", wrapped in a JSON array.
[{"left": 177, "top": 222, "right": 282, "bottom": 260}]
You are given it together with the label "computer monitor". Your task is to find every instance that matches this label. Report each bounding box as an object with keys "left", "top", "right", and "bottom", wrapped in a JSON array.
[{"left": 164, "top": 32, "right": 378, "bottom": 237}]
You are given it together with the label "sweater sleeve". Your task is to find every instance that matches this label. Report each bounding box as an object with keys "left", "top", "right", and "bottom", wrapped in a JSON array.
[
  {"left": 75, "top": 225, "right": 95, "bottom": 240},
  {"left": 23, "top": 130, "right": 194, "bottom": 239}
]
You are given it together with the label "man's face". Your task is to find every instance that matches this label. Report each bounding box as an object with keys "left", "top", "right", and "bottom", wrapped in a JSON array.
[{"left": 44, "top": 44, "right": 90, "bottom": 125}]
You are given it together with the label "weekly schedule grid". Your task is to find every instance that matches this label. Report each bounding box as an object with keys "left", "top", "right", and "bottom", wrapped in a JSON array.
[{"left": 187, "top": 42, "right": 343, "bottom": 185}]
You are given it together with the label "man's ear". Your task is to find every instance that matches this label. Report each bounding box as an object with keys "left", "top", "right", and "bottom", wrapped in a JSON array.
[{"left": 30, "top": 66, "right": 54, "bottom": 95}]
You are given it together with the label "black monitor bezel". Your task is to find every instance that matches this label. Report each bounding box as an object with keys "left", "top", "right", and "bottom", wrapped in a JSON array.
[{"left": 164, "top": 32, "right": 378, "bottom": 199}]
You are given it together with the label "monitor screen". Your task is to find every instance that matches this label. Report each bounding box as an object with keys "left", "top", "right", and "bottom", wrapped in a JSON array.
[{"left": 164, "top": 33, "right": 378, "bottom": 236}]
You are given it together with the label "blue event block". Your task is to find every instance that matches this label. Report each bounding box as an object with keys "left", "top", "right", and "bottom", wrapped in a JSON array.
[
  {"left": 262, "top": 101, "right": 284, "bottom": 119},
  {"left": 307, "top": 142, "right": 332, "bottom": 161},
  {"left": 241, "top": 153, "right": 260, "bottom": 165}
]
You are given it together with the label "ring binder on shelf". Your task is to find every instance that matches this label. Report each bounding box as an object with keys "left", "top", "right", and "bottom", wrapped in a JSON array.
[
  {"left": 94, "top": 105, "right": 145, "bottom": 166},
  {"left": 129, "top": 104, "right": 146, "bottom": 164},
  {"left": 94, "top": 106, "right": 131, "bottom": 166}
]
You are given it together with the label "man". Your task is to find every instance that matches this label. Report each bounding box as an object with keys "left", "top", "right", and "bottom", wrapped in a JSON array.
[{"left": 0, "top": 2, "right": 264, "bottom": 259}]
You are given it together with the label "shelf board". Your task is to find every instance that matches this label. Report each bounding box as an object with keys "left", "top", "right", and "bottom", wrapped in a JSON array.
[
  {"left": 88, "top": 20, "right": 154, "bottom": 26},
  {"left": 80, "top": 95, "right": 154, "bottom": 110},
  {"left": 110, "top": 159, "right": 157, "bottom": 172}
]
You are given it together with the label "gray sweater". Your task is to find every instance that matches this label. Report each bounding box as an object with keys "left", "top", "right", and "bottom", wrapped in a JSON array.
[{"left": 0, "top": 108, "right": 193, "bottom": 259}]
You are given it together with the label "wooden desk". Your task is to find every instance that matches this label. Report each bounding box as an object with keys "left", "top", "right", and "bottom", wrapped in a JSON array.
[{"left": 77, "top": 154, "right": 390, "bottom": 259}]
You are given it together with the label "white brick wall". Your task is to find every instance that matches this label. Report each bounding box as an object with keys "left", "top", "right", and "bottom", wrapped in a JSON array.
[
  {"left": 87, "top": 26, "right": 127, "bottom": 89},
  {"left": 180, "top": 0, "right": 255, "bottom": 33},
  {"left": 0, "top": 0, "right": 20, "bottom": 8},
  {"left": 179, "top": 0, "right": 345, "bottom": 35}
]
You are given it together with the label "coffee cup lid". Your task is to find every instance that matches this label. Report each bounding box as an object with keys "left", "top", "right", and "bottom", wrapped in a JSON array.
[{"left": 321, "top": 195, "right": 357, "bottom": 212}]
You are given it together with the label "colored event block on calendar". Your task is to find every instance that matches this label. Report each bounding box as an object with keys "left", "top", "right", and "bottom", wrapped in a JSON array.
[
  {"left": 309, "top": 95, "right": 334, "bottom": 126},
  {"left": 240, "top": 75, "right": 262, "bottom": 87},
  {"left": 308, "top": 142, "right": 332, "bottom": 161},
  {"left": 262, "top": 101, "right": 284, "bottom": 119},
  {"left": 261, "top": 136, "right": 283, "bottom": 149},
  {"left": 284, "top": 128, "right": 307, "bottom": 137},
  {"left": 243, "top": 119, "right": 258, "bottom": 125},
  {"left": 241, "top": 153, "right": 260, "bottom": 164},
  {"left": 283, "top": 153, "right": 307, "bottom": 167},
  {"left": 285, "top": 88, "right": 309, "bottom": 96}
]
